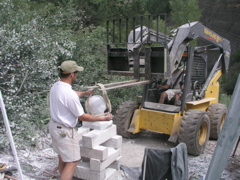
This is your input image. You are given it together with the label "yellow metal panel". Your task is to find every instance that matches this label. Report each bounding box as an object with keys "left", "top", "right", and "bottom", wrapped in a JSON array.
[
  {"left": 185, "top": 98, "right": 216, "bottom": 111},
  {"left": 205, "top": 70, "right": 221, "bottom": 103},
  {"left": 186, "top": 98, "right": 215, "bottom": 105},
  {"left": 168, "top": 115, "right": 182, "bottom": 142},
  {"left": 185, "top": 101, "right": 211, "bottom": 111},
  {"left": 128, "top": 109, "right": 141, "bottom": 134},
  {"left": 170, "top": 115, "right": 182, "bottom": 134},
  {"left": 139, "top": 109, "right": 176, "bottom": 135},
  {"left": 185, "top": 70, "right": 222, "bottom": 111}
]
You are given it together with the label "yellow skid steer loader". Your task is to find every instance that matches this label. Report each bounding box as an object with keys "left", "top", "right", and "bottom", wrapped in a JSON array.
[{"left": 106, "top": 14, "right": 231, "bottom": 155}]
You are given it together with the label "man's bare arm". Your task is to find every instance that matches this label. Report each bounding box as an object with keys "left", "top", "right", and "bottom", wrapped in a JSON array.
[
  {"left": 78, "top": 113, "right": 113, "bottom": 122},
  {"left": 75, "top": 89, "right": 94, "bottom": 97}
]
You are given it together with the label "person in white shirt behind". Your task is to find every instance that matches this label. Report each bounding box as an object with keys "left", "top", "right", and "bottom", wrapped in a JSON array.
[{"left": 158, "top": 67, "right": 184, "bottom": 105}]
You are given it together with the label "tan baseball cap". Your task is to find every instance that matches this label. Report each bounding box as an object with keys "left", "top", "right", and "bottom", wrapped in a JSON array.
[{"left": 60, "top": 60, "right": 84, "bottom": 73}]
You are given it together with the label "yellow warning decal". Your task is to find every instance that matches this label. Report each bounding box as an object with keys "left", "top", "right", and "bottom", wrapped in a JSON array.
[{"left": 204, "top": 28, "right": 223, "bottom": 42}]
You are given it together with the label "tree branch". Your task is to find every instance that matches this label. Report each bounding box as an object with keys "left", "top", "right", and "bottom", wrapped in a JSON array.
[{"left": 14, "top": 70, "right": 29, "bottom": 97}]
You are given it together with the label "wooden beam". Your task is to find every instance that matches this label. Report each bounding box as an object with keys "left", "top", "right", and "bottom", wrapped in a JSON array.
[
  {"left": 86, "top": 80, "right": 138, "bottom": 89},
  {"left": 101, "top": 80, "right": 150, "bottom": 91}
]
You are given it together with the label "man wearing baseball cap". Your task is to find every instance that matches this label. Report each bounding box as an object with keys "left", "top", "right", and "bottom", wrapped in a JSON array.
[{"left": 49, "top": 60, "right": 113, "bottom": 180}]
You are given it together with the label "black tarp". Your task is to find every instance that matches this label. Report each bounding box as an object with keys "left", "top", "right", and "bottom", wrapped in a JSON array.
[{"left": 120, "top": 143, "right": 188, "bottom": 180}]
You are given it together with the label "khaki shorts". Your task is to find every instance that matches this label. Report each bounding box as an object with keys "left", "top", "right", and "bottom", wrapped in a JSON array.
[
  {"left": 49, "top": 120, "right": 80, "bottom": 162},
  {"left": 165, "top": 89, "right": 181, "bottom": 101}
]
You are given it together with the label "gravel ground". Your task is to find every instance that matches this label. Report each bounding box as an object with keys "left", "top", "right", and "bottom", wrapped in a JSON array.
[{"left": 0, "top": 130, "right": 240, "bottom": 180}]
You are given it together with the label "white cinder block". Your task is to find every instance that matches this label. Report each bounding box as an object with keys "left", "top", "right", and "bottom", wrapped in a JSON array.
[
  {"left": 90, "top": 148, "right": 121, "bottom": 172},
  {"left": 74, "top": 123, "right": 121, "bottom": 180},
  {"left": 105, "top": 168, "right": 118, "bottom": 180},
  {"left": 108, "top": 156, "right": 122, "bottom": 170},
  {"left": 101, "top": 135, "right": 122, "bottom": 149},
  {"left": 78, "top": 127, "right": 90, "bottom": 143},
  {"left": 74, "top": 161, "right": 106, "bottom": 180},
  {"left": 82, "top": 125, "right": 117, "bottom": 148},
  {"left": 80, "top": 145, "right": 108, "bottom": 161},
  {"left": 82, "top": 120, "right": 113, "bottom": 130}
]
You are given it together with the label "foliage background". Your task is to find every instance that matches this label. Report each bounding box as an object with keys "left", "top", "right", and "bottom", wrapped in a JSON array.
[{"left": 0, "top": 0, "right": 236, "bottom": 149}]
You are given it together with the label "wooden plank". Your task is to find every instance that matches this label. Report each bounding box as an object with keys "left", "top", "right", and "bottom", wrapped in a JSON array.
[
  {"left": 102, "top": 80, "right": 150, "bottom": 91},
  {"left": 86, "top": 80, "right": 138, "bottom": 89}
]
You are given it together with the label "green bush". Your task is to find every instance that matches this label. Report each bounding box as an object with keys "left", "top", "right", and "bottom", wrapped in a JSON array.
[
  {"left": 219, "top": 93, "right": 231, "bottom": 107},
  {"left": 221, "top": 49, "right": 240, "bottom": 95}
]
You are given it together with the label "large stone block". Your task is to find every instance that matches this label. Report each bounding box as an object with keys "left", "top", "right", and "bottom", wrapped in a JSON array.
[
  {"left": 82, "top": 125, "right": 117, "bottom": 148},
  {"left": 78, "top": 127, "right": 90, "bottom": 143},
  {"left": 108, "top": 156, "right": 122, "bottom": 170},
  {"left": 101, "top": 135, "right": 122, "bottom": 149},
  {"left": 82, "top": 120, "right": 113, "bottom": 130},
  {"left": 80, "top": 145, "right": 108, "bottom": 161},
  {"left": 74, "top": 161, "right": 118, "bottom": 180},
  {"left": 90, "top": 148, "right": 121, "bottom": 172}
]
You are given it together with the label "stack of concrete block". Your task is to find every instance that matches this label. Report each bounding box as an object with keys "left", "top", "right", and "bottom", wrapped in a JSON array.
[{"left": 74, "top": 120, "right": 122, "bottom": 180}]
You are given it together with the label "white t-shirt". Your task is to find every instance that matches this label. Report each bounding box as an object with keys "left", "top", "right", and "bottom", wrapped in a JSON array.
[{"left": 50, "top": 81, "right": 84, "bottom": 128}]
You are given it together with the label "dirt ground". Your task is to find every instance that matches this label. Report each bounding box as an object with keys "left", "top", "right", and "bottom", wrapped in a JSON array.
[
  {"left": 120, "top": 131, "right": 240, "bottom": 180},
  {"left": 0, "top": 130, "right": 240, "bottom": 180}
]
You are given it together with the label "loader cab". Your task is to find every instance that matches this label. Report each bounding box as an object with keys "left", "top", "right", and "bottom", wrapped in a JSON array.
[{"left": 142, "top": 46, "right": 208, "bottom": 113}]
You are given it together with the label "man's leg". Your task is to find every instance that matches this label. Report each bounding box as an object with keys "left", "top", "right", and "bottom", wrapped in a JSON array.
[
  {"left": 159, "top": 92, "right": 168, "bottom": 104},
  {"left": 58, "top": 155, "right": 66, "bottom": 175},
  {"left": 60, "top": 161, "right": 78, "bottom": 180},
  {"left": 174, "top": 93, "right": 182, "bottom": 105}
]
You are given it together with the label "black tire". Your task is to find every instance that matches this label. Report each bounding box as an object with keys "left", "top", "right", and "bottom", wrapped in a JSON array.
[
  {"left": 179, "top": 109, "right": 210, "bottom": 156},
  {"left": 207, "top": 103, "right": 227, "bottom": 139},
  {"left": 113, "top": 101, "right": 141, "bottom": 139}
]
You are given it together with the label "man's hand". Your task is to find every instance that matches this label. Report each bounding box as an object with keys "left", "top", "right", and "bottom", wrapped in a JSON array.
[
  {"left": 79, "top": 112, "right": 114, "bottom": 122},
  {"left": 85, "top": 89, "right": 94, "bottom": 96},
  {"left": 103, "top": 112, "right": 114, "bottom": 121},
  {"left": 157, "top": 84, "right": 170, "bottom": 89}
]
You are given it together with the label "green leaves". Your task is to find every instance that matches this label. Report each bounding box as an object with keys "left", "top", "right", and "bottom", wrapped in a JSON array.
[
  {"left": 169, "top": 0, "right": 201, "bottom": 26},
  {"left": 0, "top": 0, "right": 204, "bottom": 149}
]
